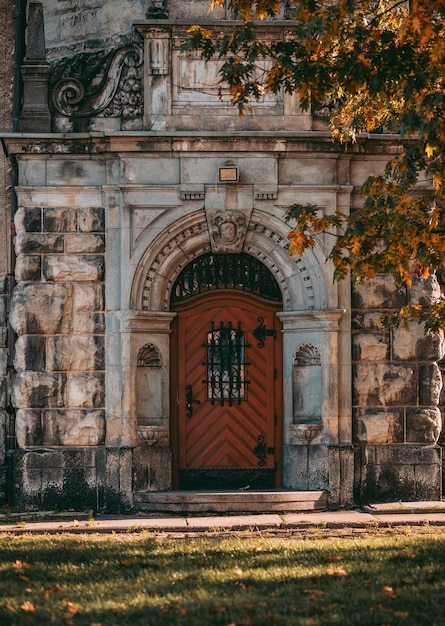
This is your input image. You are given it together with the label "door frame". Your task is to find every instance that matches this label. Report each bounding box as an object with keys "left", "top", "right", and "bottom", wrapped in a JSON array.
[{"left": 171, "top": 290, "right": 283, "bottom": 490}]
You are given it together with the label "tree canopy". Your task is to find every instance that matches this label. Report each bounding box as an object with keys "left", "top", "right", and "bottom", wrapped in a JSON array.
[{"left": 185, "top": 1, "right": 445, "bottom": 331}]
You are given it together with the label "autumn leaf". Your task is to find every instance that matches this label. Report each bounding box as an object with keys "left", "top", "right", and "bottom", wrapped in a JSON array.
[
  {"left": 326, "top": 567, "right": 348, "bottom": 576},
  {"left": 382, "top": 585, "right": 397, "bottom": 598},
  {"left": 21, "top": 600, "right": 36, "bottom": 612}
]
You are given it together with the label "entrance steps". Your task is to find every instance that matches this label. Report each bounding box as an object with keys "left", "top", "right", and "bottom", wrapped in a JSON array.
[{"left": 134, "top": 490, "right": 328, "bottom": 514}]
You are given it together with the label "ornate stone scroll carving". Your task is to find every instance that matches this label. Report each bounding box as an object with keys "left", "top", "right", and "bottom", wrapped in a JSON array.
[
  {"left": 210, "top": 211, "right": 248, "bottom": 253},
  {"left": 52, "top": 45, "right": 143, "bottom": 118}
]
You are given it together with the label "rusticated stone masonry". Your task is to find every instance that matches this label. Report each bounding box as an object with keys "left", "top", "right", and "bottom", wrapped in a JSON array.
[
  {"left": 0, "top": 275, "right": 7, "bottom": 499},
  {"left": 352, "top": 274, "right": 444, "bottom": 502},
  {"left": 10, "top": 206, "right": 106, "bottom": 453}
]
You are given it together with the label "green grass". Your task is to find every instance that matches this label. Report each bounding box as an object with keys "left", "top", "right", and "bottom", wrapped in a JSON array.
[{"left": 1, "top": 530, "right": 445, "bottom": 625}]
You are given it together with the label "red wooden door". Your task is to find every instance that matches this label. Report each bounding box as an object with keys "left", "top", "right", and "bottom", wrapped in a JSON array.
[{"left": 171, "top": 291, "right": 282, "bottom": 490}]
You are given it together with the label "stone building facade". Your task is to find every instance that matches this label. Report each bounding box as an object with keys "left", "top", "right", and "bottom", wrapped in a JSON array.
[{"left": 0, "top": 0, "right": 443, "bottom": 512}]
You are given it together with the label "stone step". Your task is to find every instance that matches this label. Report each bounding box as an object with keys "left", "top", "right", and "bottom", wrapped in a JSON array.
[{"left": 134, "top": 490, "right": 328, "bottom": 513}]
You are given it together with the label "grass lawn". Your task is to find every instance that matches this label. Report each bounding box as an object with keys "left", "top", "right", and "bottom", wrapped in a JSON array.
[{"left": 1, "top": 528, "right": 445, "bottom": 625}]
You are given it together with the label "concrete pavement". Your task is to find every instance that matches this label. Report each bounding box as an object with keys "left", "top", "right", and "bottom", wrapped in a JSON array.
[{"left": 1, "top": 501, "right": 445, "bottom": 534}]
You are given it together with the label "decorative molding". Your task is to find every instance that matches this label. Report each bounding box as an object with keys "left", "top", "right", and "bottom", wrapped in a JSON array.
[
  {"left": 210, "top": 210, "right": 247, "bottom": 253},
  {"left": 137, "top": 343, "right": 162, "bottom": 367},
  {"left": 181, "top": 192, "right": 205, "bottom": 201},
  {"left": 137, "top": 426, "right": 169, "bottom": 446},
  {"left": 255, "top": 193, "right": 278, "bottom": 200},
  {"left": 290, "top": 423, "right": 323, "bottom": 443},
  {"left": 294, "top": 343, "right": 321, "bottom": 366},
  {"left": 52, "top": 45, "right": 143, "bottom": 119}
]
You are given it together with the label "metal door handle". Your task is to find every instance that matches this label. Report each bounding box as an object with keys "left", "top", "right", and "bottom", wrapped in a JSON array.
[{"left": 186, "top": 384, "right": 201, "bottom": 418}]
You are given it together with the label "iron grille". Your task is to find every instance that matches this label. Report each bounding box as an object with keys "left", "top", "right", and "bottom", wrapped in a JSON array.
[
  {"left": 202, "top": 321, "right": 250, "bottom": 406},
  {"left": 171, "top": 253, "right": 282, "bottom": 303}
]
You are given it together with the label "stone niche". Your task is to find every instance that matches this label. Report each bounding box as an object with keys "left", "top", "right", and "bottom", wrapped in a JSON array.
[{"left": 292, "top": 343, "right": 322, "bottom": 424}]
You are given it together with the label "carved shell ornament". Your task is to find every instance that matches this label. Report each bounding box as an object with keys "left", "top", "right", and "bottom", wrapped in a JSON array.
[{"left": 51, "top": 45, "right": 143, "bottom": 119}]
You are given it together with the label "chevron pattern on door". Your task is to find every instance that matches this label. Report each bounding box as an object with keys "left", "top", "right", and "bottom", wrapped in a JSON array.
[{"left": 172, "top": 291, "right": 282, "bottom": 489}]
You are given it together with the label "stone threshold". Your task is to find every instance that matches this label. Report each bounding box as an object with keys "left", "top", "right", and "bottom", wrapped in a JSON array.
[
  {"left": 133, "top": 490, "right": 328, "bottom": 513},
  {"left": 363, "top": 500, "right": 445, "bottom": 515}
]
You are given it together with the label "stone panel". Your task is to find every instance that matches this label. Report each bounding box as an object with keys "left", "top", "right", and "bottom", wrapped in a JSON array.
[
  {"left": 392, "top": 323, "right": 444, "bottom": 362},
  {"left": 10, "top": 283, "right": 72, "bottom": 335},
  {"left": 12, "top": 372, "right": 66, "bottom": 409},
  {"left": 14, "top": 336, "right": 46, "bottom": 372},
  {"left": 14, "top": 207, "right": 42, "bottom": 234},
  {"left": 78, "top": 207, "right": 105, "bottom": 233},
  {"left": 47, "top": 336, "right": 105, "bottom": 371},
  {"left": 43, "top": 255, "right": 105, "bottom": 282},
  {"left": 15, "top": 233, "right": 64, "bottom": 254},
  {"left": 353, "top": 363, "right": 417, "bottom": 406},
  {"left": 42, "top": 409, "right": 105, "bottom": 446},
  {"left": 66, "top": 373, "right": 105, "bottom": 408},
  {"left": 352, "top": 334, "right": 389, "bottom": 361},
  {"left": 355, "top": 444, "right": 442, "bottom": 502},
  {"left": 14, "top": 255, "right": 42, "bottom": 282},
  {"left": 354, "top": 408, "right": 404, "bottom": 444},
  {"left": 133, "top": 445, "right": 172, "bottom": 492},
  {"left": 419, "top": 363, "right": 442, "bottom": 406},
  {"left": 15, "top": 409, "right": 43, "bottom": 447},
  {"left": 351, "top": 276, "right": 407, "bottom": 309},
  {"left": 43, "top": 207, "right": 78, "bottom": 233},
  {"left": 65, "top": 234, "right": 105, "bottom": 254},
  {"left": 406, "top": 408, "right": 442, "bottom": 444}
]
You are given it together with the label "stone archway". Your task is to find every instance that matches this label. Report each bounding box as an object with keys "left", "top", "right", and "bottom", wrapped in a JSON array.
[{"left": 118, "top": 206, "right": 352, "bottom": 506}]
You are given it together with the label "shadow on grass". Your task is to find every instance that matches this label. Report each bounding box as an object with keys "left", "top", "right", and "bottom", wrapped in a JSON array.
[{"left": 0, "top": 532, "right": 444, "bottom": 625}]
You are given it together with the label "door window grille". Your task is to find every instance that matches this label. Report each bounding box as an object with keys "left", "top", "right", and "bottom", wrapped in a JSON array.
[{"left": 203, "top": 321, "right": 250, "bottom": 406}]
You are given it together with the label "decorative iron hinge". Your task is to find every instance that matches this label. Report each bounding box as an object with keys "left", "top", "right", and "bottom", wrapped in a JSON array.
[
  {"left": 253, "top": 435, "right": 274, "bottom": 467},
  {"left": 253, "top": 316, "right": 276, "bottom": 348}
]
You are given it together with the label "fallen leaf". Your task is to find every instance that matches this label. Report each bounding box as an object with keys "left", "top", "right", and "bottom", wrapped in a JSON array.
[
  {"left": 326, "top": 567, "right": 348, "bottom": 576},
  {"left": 234, "top": 567, "right": 243, "bottom": 576},
  {"left": 304, "top": 589, "right": 326, "bottom": 600},
  {"left": 382, "top": 585, "right": 397, "bottom": 598},
  {"left": 21, "top": 600, "right": 35, "bottom": 612}
]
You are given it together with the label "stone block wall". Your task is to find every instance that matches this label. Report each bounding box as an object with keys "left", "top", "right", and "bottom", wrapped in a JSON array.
[
  {"left": 352, "top": 274, "right": 444, "bottom": 502},
  {"left": 9, "top": 204, "right": 106, "bottom": 510}
]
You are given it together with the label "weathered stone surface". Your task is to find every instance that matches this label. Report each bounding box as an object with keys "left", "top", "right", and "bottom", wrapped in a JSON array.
[
  {"left": 12, "top": 372, "right": 66, "bottom": 408},
  {"left": 14, "top": 207, "right": 42, "bottom": 234},
  {"left": 43, "top": 207, "right": 78, "bottom": 232},
  {"left": 351, "top": 311, "right": 387, "bottom": 332},
  {"left": 79, "top": 207, "right": 105, "bottom": 233},
  {"left": 43, "top": 255, "right": 105, "bottom": 282},
  {"left": 410, "top": 274, "right": 442, "bottom": 307},
  {"left": 42, "top": 409, "right": 105, "bottom": 446},
  {"left": 9, "top": 283, "right": 72, "bottom": 335},
  {"left": 73, "top": 283, "right": 104, "bottom": 312},
  {"left": 47, "top": 336, "right": 105, "bottom": 371},
  {"left": 133, "top": 445, "right": 172, "bottom": 492},
  {"left": 15, "top": 233, "right": 64, "bottom": 254},
  {"left": 353, "top": 363, "right": 417, "bottom": 406},
  {"left": 14, "top": 254, "right": 42, "bottom": 282},
  {"left": 14, "top": 336, "right": 46, "bottom": 371},
  {"left": 65, "top": 234, "right": 105, "bottom": 254},
  {"left": 66, "top": 373, "right": 105, "bottom": 408},
  {"left": 352, "top": 276, "right": 407, "bottom": 309},
  {"left": 354, "top": 409, "right": 404, "bottom": 444},
  {"left": 0, "top": 295, "right": 5, "bottom": 326},
  {"left": 12, "top": 448, "right": 106, "bottom": 512},
  {"left": 16, "top": 409, "right": 43, "bottom": 447},
  {"left": 352, "top": 334, "right": 389, "bottom": 361},
  {"left": 73, "top": 312, "right": 105, "bottom": 334},
  {"left": 419, "top": 363, "right": 443, "bottom": 406},
  {"left": 392, "top": 323, "right": 444, "bottom": 361},
  {"left": 355, "top": 444, "right": 442, "bottom": 502},
  {"left": 0, "top": 412, "right": 5, "bottom": 465},
  {"left": 406, "top": 408, "right": 442, "bottom": 444}
]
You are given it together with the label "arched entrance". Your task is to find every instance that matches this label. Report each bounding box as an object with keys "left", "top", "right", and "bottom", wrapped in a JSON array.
[{"left": 170, "top": 253, "right": 283, "bottom": 490}]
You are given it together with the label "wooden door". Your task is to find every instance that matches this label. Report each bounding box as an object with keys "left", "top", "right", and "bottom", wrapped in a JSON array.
[{"left": 171, "top": 291, "right": 282, "bottom": 490}]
